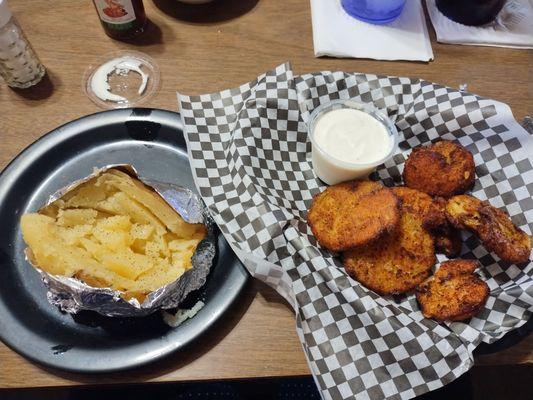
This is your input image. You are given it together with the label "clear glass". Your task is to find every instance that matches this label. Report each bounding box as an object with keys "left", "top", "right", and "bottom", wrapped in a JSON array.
[
  {"left": 341, "top": 0, "right": 407, "bottom": 24},
  {"left": 0, "top": 16, "right": 45, "bottom": 88}
]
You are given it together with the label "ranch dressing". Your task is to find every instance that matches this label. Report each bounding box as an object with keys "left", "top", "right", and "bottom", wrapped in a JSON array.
[
  {"left": 313, "top": 108, "right": 391, "bottom": 164},
  {"left": 90, "top": 56, "right": 149, "bottom": 103},
  {"left": 309, "top": 103, "right": 397, "bottom": 185}
]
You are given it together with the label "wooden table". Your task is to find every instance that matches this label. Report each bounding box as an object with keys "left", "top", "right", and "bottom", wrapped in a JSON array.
[{"left": 0, "top": 0, "right": 531, "bottom": 390}]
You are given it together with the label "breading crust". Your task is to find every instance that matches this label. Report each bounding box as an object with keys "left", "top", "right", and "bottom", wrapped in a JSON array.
[
  {"left": 434, "top": 229, "right": 463, "bottom": 258},
  {"left": 394, "top": 187, "right": 462, "bottom": 257},
  {"left": 431, "top": 196, "right": 463, "bottom": 257},
  {"left": 446, "top": 195, "right": 532, "bottom": 264},
  {"left": 308, "top": 180, "right": 400, "bottom": 252},
  {"left": 403, "top": 140, "right": 475, "bottom": 198},
  {"left": 416, "top": 259, "right": 489, "bottom": 321},
  {"left": 343, "top": 187, "right": 436, "bottom": 295}
]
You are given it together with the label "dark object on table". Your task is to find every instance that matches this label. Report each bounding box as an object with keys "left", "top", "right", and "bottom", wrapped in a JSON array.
[
  {"left": 436, "top": 0, "right": 507, "bottom": 26},
  {"left": 0, "top": 372, "right": 474, "bottom": 400}
]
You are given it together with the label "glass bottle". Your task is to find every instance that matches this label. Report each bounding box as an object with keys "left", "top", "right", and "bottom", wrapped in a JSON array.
[
  {"left": 0, "top": 0, "right": 45, "bottom": 89},
  {"left": 92, "top": 0, "right": 147, "bottom": 40}
]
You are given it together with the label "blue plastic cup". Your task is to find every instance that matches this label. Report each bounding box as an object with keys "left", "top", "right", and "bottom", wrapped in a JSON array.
[{"left": 341, "top": 0, "right": 407, "bottom": 24}]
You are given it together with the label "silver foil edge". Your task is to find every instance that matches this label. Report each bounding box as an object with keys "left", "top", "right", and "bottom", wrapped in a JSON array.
[{"left": 26, "top": 164, "right": 216, "bottom": 317}]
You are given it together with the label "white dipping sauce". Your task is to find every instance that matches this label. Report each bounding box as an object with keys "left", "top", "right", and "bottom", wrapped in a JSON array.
[
  {"left": 90, "top": 56, "right": 149, "bottom": 103},
  {"left": 311, "top": 107, "right": 393, "bottom": 185},
  {"left": 314, "top": 108, "right": 390, "bottom": 164}
]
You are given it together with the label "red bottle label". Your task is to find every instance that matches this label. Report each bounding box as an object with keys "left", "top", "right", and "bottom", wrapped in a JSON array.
[{"left": 94, "top": 0, "right": 136, "bottom": 24}]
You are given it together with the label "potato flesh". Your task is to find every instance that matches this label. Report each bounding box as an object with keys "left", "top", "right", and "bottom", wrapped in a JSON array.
[{"left": 20, "top": 170, "right": 207, "bottom": 301}]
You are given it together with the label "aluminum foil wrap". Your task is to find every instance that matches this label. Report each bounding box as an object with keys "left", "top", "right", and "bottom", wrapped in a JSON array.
[{"left": 25, "top": 164, "right": 216, "bottom": 317}]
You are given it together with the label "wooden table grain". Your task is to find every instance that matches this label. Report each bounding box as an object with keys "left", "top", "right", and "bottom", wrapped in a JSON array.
[{"left": 0, "top": 0, "right": 531, "bottom": 390}]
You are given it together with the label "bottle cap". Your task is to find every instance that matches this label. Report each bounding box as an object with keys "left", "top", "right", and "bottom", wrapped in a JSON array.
[{"left": 0, "top": 0, "right": 13, "bottom": 29}]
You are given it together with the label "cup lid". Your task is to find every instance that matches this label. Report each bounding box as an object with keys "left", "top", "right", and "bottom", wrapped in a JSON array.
[{"left": 83, "top": 50, "right": 160, "bottom": 109}]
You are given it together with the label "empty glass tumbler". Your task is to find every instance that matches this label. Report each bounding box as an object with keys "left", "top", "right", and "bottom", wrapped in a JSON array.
[{"left": 341, "top": 0, "right": 407, "bottom": 24}]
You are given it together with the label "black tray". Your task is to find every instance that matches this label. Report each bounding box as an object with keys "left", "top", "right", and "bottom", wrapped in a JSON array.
[{"left": 0, "top": 108, "right": 248, "bottom": 373}]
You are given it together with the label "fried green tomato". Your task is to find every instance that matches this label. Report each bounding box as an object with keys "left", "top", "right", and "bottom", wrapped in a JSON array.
[
  {"left": 393, "top": 187, "right": 462, "bottom": 257},
  {"left": 446, "top": 195, "right": 531, "bottom": 264},
  {"left": 434, "top": 229, "right": 463, "bottom": 258},
  {"left": 308, "top": 180, "right": 400, "bottom": 252},
  {"left": 432, "top": 196, "right": 463, "bottom": 258},
  {"left": 393, "top": 187, "right": 446, "bottom": 230},
  {"left": 403, "top": 140, "right": 475, "bottom": 198},
  {"left": 343, "top": 187, "right": 436, "bottom": 295},
  {"left": 416, "top": 259, "right": 489, "bottom": 321}
]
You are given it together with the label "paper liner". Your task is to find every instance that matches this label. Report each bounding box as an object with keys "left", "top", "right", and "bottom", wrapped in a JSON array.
[{"left": 178, "top": 63, "right": 532, "bottom": 400}]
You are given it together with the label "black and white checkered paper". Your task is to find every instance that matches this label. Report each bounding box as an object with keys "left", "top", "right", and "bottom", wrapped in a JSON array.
[{"left": 178, "top": 63, "right": 532, "bottom": 400}]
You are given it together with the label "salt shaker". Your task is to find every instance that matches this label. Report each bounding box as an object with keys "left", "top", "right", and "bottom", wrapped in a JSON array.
[{"left": 0, "top": 0, "right": 45, "bottom": 88}]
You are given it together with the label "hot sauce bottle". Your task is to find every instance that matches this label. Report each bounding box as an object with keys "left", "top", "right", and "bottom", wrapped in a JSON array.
[{"left": 92, "top": 0, "right": 147, "bottom": 40}]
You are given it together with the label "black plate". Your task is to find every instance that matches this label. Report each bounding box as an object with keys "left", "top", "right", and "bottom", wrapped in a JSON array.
[{"left": 0, "top": 108, "right": 248, "bottom": 373}]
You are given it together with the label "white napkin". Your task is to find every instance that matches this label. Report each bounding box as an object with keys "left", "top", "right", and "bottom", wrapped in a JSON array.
[
  {"left": 426, "top": 0, "right": 533, "bottom": 49},
  {"left": 310, "top": 0, "right": 434, "bottom": 61}
]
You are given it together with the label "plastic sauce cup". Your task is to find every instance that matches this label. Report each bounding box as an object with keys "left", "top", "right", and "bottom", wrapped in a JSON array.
[{"left": 308, "top": 100, "right": 398, "bottom": 185}]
